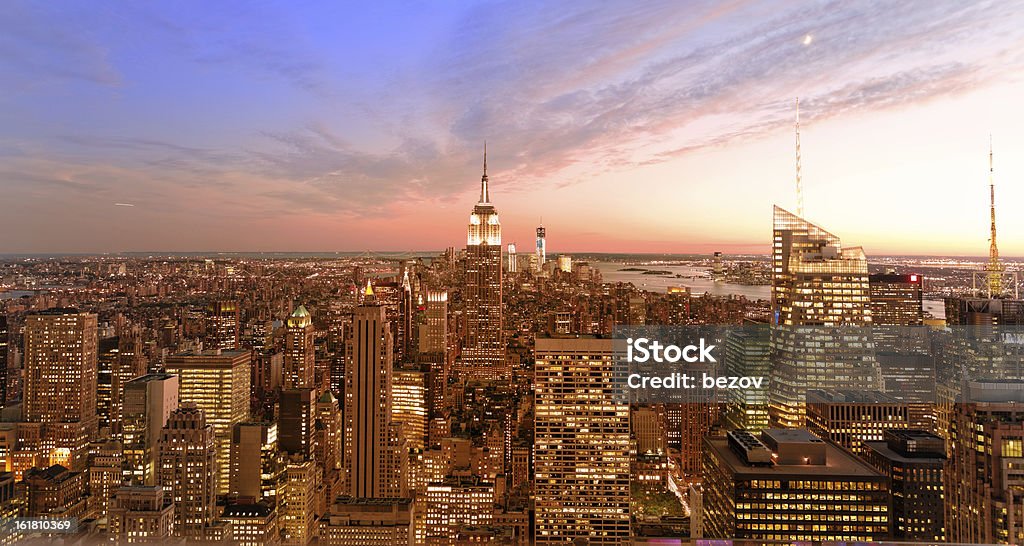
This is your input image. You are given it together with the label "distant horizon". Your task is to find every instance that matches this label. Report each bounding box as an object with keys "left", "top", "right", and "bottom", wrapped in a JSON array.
[{"left": 3, "top": 250, "right": 1024, "bottom": 261}]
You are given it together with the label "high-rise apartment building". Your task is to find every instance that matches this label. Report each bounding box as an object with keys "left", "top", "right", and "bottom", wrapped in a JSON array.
[
  {"left": 165, "top": 349, "right": 250, "bottom": 495},
  {"left": 534, "top": 336, "right": 630, "bottom": 544},
  {"left": 24, "top": 308, "right": 99, "bottom": 469},
  {"left": 0, "top": 316, "right": 8, "bottom": 407},
  {"left": 770, "top": 206, "right": 880, "bottom": 427},
  {"left": 463, "top": 151, "right": 505, "bottom": 381}
]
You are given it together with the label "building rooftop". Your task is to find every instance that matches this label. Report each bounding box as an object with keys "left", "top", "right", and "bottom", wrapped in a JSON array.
[{"left": 707, "top": 429, "right": 883, "bottom": 478}]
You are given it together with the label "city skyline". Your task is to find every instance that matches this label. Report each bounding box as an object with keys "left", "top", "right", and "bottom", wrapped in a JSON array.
[{"left": 4, "top": 2, "right": 1024, "bottom": 256}]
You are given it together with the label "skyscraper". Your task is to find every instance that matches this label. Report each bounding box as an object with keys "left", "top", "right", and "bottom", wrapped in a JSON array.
[
  {"left": 534, "top": 336, "right": 630, "bottom": 545},
  {"left": 392, "top": 368, "right": 427, "bottom": 451},
  {"left": 506, "top": 243, "right": 518, "bottom": 273},
  {"left": 0, "top": 316, "right": 8, "bottom": 407},
  {"left": 462, "top": 148, "right": 505, "bottom": 381},
  {"left": 947, "top": 380, "right": 1024, "bottom": 543},
  {"left": 284, "top": 305, "right": 315, "bottom": 390},
  {"left": 535, "top": 222, "right": 546, "bottom": 271},
  {"left": 344, "top": 304, "right": 405, "bottom": 499},
  {"left": 23, "top": 308, "right": 98, "bottom": 469},
  {"left": 122, "top": 373, "right": 179, "bottom": 486},
  {"left": 863, "top": 429, "right": 946, "bottom": 542},
  {"left": 165, "top": 349, "right": 251, "bottom": 495},
  {"left": 769, "top": 206, "right": 880, "bottom": 427},
  {"left": 206, "top": 300, "right": 240, "bottom": 350},
  {"left": 158, "top": 404, "right": 217, "bottom": 539}
]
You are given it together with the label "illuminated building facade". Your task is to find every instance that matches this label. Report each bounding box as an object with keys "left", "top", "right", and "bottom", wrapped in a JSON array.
[
  {"left": 535, "top": 223, "right": 546, "bottom": 271},
  {"left": 805, "top": 389, "right": 909, "bottom": 456},
  {"left": 463, "top": 151, "right": 505, "bottom": 381},
  {"left": 281, "top": 456, "right": 318, "bottom": 546},
  {"left": 318, "top": 497, "right": 413, "bottom": 545},
  {"left": 770, "top": 206, "right": 879, "bottom": 428},
  {"left": 24, "top": 308, "right": 98, "bottom": 469},
  {"left": 863, "top": 429, "right": 946, "bottom": 541},
  {"left": 206, "top": 300, "right": 240, "bottom": 350},
  {"left": 424, "top": 476, "right": 494, "bottom": 545},
  {"left": 121, "top": 373, "right": 178, "bottom": 486},
  {"left": 702, "top": 429, "right": 889, "bottom": 541},
  {"left": 344, "top": 304, "right": 406, "bottom": 499},
  {"left": 392, "top": 368, "right": 428, "bottom": 451},
  {"left": 157, "top": 404, "right": 216, "bottom": 539},
  {"left": 108, "top": 485, "right": 175, "bottom": 543},
  {"left": 946, "top": 380, "right": 1024, "bottom": 543},
  {"left": 165, "top": 349, "right": 250, "bottom": 495},
  {"left": 223, "top": 502, "right": 280, "bottom": 546},
  {"left": 869, "top": 273, "right": 924, "bottom": 326},
  {"left": 723, "top": 324, "right": 770, "bottom": 431},
  {"left": 230, "top": 422, "right": 282, "bottom": 501},
  {"left": 534, "top": 336, "right": 630, "bottom": 545},
  {"left": 284, "top": 305, "right": 315, "bottom": 390}
]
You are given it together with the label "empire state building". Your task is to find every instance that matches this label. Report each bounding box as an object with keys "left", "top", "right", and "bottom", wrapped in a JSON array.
[{"left": 462, "top": 147, "right": 505, "bottom": 381}]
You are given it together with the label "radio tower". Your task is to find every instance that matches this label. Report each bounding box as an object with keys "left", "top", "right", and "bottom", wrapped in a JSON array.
[
  {"left": 795, "top": 97, "right": 804, "bottom": 218},
  {"left": 986, "top": 135, "right": 1004, "bottom": 298}
]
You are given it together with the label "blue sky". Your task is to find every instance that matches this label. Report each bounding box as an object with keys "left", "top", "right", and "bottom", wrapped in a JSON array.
[{"left": 2, "top": 1, "right": 1024, "bottom": 254}]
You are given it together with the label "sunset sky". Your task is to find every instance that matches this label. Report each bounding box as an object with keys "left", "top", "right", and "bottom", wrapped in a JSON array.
[{"left": 3, "top": 1, "right": 1024, "bottom": 256}]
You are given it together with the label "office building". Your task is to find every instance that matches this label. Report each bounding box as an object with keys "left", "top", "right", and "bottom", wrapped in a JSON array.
[
  {"left": 108, "top": 486, "right": 175, "bottom": 544},
  {"left": 206, "top": 300, "right": 240, "bottom": 350},
  {"left": 157, "top": 404, "right": 217, "bottom": 539},
  {"left": 319, "top": 497, "right": 413, "bottom": 545},
  {"left": 535, "top": 223, "right": 546, "bottom": 271},
  {"left": 24, "top": 308, "right": 98, "bottom": 469},
  {"left": 805, "top": 389, "right": 909, "bottom": 455},
  {"left": 723, "top": 324, "right": 770, "bottom": 431},
  {"left": 230, "top": 422, "right": 283, "bottom": 502},
  {"left": 702, "top": 429, "right": 889, "bottom": 541},
  {"left": 165, "top": 349, "right": 250, "bottom": 495},
  {"left": 769, "top": 206, "right": 880, "bottom": 428},
  {"left": 223, "top": 502, "right": 280, "bottom": 546},
  {"left": 122, "top": 373, "right": 179, "bottom": 486},
  {"left": 284, "top": 305, "right": 315, "bottom": 390},
  {"left": 344, "top": 304, "right": 406, "bottom": 499},
  {"left": 946, "top": 380, "right": 1024, "bottom": 543},
  {"left": 279, "top": 388, "right": 316, "bottom": 459},
  {"left": 463, "top": 150, "right": 505, "bottom": 381},
  {"left": 424, "top": 476, "right": 494, "bottom": 545},
  {"left": 863, "top": 429, "right": 945, "bottom": 541},
  {"left": 534, "top": 336, "right": 630, "bottom": 544},
  {"left": 24, "top": 463, "right": 88, "bottom": 519},
  {"left": 393, "top": 368, "right": 428, "bottom": 451},
  {"left": 281, "top": 456, "right": 318, "bottom": 546}
]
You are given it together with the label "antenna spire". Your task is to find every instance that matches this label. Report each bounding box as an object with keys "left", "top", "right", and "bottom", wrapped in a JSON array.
[
  {"left": 795, "top": 97, "right": 804, "bottom": 218},
  {"left": 987, "top": 134, "right": 1003, "bottom": 297},
  {"left": 479, "top": 141, "right": 490, "bottom": 203}
]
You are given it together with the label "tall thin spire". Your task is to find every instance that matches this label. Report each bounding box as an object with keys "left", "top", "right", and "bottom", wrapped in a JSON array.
[
  {"left": 480, "top": 141, "right": 490, "bottom": 203},
  {"left": 987, "top": 134, "right": 1003, "bottom": 297},
  {"left": 795, "top": 97, "right": 804, "bottom": 219}
]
